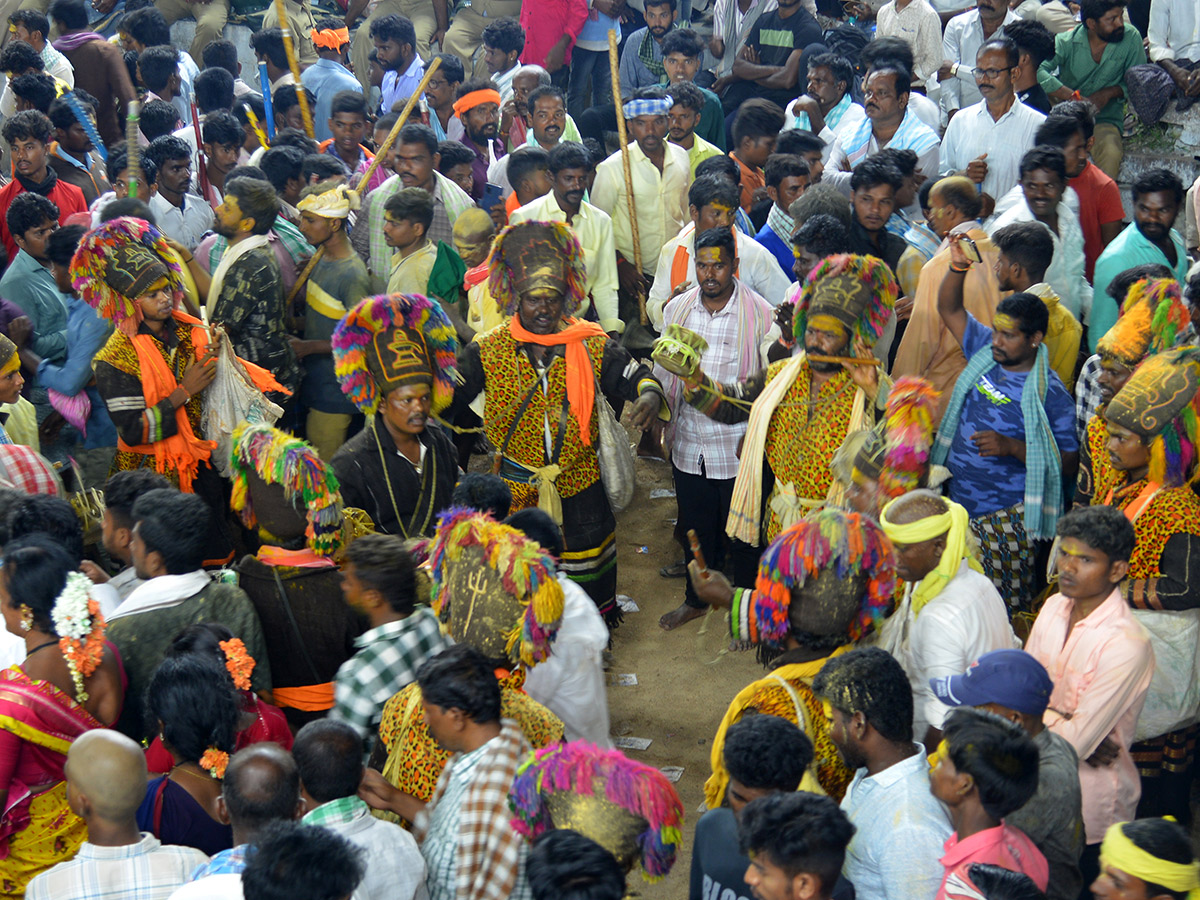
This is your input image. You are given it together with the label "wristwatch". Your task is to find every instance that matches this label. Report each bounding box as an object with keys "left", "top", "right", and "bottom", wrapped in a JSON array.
[{"left": 949, "top": 62, "right": 960, "bottom": 78}]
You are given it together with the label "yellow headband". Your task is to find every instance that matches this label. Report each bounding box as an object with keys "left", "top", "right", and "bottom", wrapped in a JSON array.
[
  {"left": 0, "top": 334, "right": 17, "bottom": 376},
  {"left": 1101, "top": 822, "right": 1200, "bottom": 894},
  {"left": 879, "top": 497, "right": 981, "bottom": 616},
  {"left": 0, "top": 353, "right": 18, "bottom": 377},
  {"left": 297, "top": 185, "right": 360, "bottom": 219}
]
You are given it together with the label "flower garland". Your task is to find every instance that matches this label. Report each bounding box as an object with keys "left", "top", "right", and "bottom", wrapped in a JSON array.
[
  {"left": 219, "top": 638, "right": 255, "bottom": 691},
  {"left": 199, "top": 747, "right": 230, "bottom": 779},
  {"left": 50, "top": 571, "right": 107, "bottom": 704}
]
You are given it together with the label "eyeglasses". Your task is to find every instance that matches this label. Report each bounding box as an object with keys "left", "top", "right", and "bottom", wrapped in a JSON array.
[{"left": 974, "top": 66, "right": 1014, "bottom": 80}]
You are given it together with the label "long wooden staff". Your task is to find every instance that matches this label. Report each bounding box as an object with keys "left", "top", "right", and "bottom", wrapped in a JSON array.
[
  {"left": 274, "top": 0, "right": 314, "bottom": 138},
  {"left": 285, "top": 57, "right": 443, "bottom": 306},
  {"left": 125, "top": 101, "right": 144, "bottom": 199},
  {"left": 608, "top": 29, "right": 647, "bottom": 325}
]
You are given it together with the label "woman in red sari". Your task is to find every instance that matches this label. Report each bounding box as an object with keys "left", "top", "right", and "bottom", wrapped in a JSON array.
[
  {"left": 0, "top": 535, "right": 124, "bottom": 897},
  {"left": 143, "top": 623, "right": 293, "bottom": 775}
]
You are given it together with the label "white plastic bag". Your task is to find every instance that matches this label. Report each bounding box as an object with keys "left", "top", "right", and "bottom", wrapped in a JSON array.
[
  {"left": 1133, "top": 608, "right": 1200, "bottom": 740},
  {"left": 201, "top": 330, "right": 284, "bottom": 477}
]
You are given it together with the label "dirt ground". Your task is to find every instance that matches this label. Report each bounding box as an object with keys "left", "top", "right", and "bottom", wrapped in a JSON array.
[{"left": 601, "top": 430, "right": 764, "bottom": 900}]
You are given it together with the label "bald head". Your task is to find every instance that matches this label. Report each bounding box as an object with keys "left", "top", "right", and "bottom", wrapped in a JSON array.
[
  {"left": 222, "top": 743, "right": 302, "bottom": 834},
  {"left": 885, "top": 490, "right": 948, "bottom": 526},
  {"left": 66, "top": 730, "right": 148, "bottom": 822}
]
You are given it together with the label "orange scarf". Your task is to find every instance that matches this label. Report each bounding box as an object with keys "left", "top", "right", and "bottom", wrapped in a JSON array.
[
  {"left": 256, "top": 545, "right": 337, "bottom": 568},
  {"left": 122, "top": 311, "right": 287, "bottom": 492},
  {"left": 507, "top": 316, "right": 606, "bottom": 446}
]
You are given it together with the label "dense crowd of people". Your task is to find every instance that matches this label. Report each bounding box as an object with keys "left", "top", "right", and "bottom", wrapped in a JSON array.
[{"left": 0, "top": 0, "right": 1198, "bottom": 896}]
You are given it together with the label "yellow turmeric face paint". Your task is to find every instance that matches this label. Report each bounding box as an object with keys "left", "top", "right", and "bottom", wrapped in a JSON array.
[{"left": 993, "top": 313, "right": 1017, "bottom": 332}]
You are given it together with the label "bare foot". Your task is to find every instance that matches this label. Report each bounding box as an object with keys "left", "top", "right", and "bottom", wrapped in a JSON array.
[
  {"left": 728, "top": 639, "right": 753, "bottom": 652},
  {"left": 659, "top": 603, "right": 707, "bottom": 631}
]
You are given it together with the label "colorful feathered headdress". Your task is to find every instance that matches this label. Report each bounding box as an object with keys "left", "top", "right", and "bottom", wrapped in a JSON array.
[
  {"left": 70, "top": 216, "right": 185, "bottom": 337},
  {"left": 748, "top": 508, "right": 896, "bottom": 647},
  {"left": 1106, "top": 347, "right": 1200, "bottom": 488},
  {"left": 851, "top": 376, "right": 940, "bottom": 501},
  {"left": 487, "top": 221, "right": 588, "bottom": 317},
  {"left": 508, "top": 741, "right": 684, "bottom": 882},
  {"left": 1098, "top": 277, "right": 1190, "bottom": 368},
  {"left": 229, "top": 422, "right": 344, "bottom": 556},
  {"left": 792, "top": 254, "right": 897, "bottom": 347},
  {"left": 331, "top": 293, "right": 458, "bottom": 416},
  {"left": 428, "top": 508, "right": 563, "bottom": 668}
]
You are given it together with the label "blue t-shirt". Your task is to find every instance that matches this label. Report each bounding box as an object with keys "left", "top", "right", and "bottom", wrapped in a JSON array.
[{"left": 946, "top": 314, "right": 1078, "bottom": 518}]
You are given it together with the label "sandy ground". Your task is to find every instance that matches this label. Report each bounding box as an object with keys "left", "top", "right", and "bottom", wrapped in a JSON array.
[{"left": 600, "top": 432, "right": 764, "bottom": 900}]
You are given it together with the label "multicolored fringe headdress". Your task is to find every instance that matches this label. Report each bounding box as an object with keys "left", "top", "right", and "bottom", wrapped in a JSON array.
[
  {"left": 748, "top": 508, "right": 896, "bottom": 647},
  {"left": 428, "top": 508, "right": 563, "bottom": 667},
  {"left": 70, "top": 216, "right": 185, "bottom": 337},
  {"left": 331, "top": 293, "right": 457, "bottom": 417},
  {"left": 852, "top": 376, "right": 940, "bottom": 500},
  {"left": 509, "top": 741, "right": 684, "bottom": 882},
  {"left": 487, "top": 221, "right": 588, "bottom": 317},
  {"left": 1106, "top": 347, "right": 1200, "bottom": 488},
  {"left": 792, "top": 254, "right": 897, "bottom": 348},
  {"left": 229, "top": 422, "right": 344, "bottom": 556},
  {"left": 1098, "top": 278, "right": 1190, "bottom": 369}
]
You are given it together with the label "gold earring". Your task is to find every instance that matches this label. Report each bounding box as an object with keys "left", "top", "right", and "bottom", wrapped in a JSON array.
[{"left": 18, "top": 605, "right": 33, "bottom": 632}]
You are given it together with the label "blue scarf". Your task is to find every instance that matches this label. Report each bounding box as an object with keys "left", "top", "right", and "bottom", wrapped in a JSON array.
[{"left": 931, "top": 343, "right": 1062, "bottom": 540}]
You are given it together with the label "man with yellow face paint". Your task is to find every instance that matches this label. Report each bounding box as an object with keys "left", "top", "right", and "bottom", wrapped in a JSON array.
[
  {"left": 647, "top": 175, "right": 792, "bottom": 329},
  {"left": 1094, "top": 818, "right": 1200, "bottom": 900}
]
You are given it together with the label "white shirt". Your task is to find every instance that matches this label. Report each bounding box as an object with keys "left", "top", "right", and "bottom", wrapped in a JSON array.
[
  {"left": 989, "top": 196, "right": 1093, "bottom": 320},
  {"left": 169, "top": 875, "right": 244, "bottom": 900},
  {"left": 149, "top": 191, "right": 214, "bottom": 252},
  {"left": 646, "top": 222, "right": 793, "bottom": 326},
  {"left": 939, "top": 95, "right": 1046, "bottom": 200},
  {"left": 941, "top": 8, "right": 1020, "bottom": 111},
  {"left": 893, "top": 561, "right": 1018, "bottom": 740},
  {"left": 313, "top": 803, "right": 428, "bottom": 900},
  {"left": 524, "top": 574, "right": 612, "bottom": 746},
  {"left": 1149, "top": 0, "right": 1200, "bottom": 62},
  {"left": 591, "top": 141, "right": 691, "bottom": 277},
  {"left": 991, "top": 181, "right": 1081, "bottom": 224},
  {"left": 27, "top": 834, "right": 208, "bottom": 900},
  {"left": 876, "top": 0, "right": 944, "bottom": 88},
  {"left": 510, "top": 192, "right": 621, "bottom": 333}
]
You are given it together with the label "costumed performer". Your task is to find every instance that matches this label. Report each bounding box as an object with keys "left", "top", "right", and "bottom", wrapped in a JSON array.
[
  {"left": 374, "top": 509, "right": 565, "bottom": 811},
  {"left": 1098, "top": 347, "right": 1200, "bottom": 823},
  {"left": 688, "top": 507, "right": 897, "bottom": 805},
  {"left": 450, "top": 220, "right": 669, "bottom": 628},
  {"left": 229, "top": 423, "right": 368, "bottom": 729},
  {"left": 330, "top": 293, "right": 460, "bottom": 539},
  {"left": 509, "top": 740, "right": 684, "bottom": 883}
]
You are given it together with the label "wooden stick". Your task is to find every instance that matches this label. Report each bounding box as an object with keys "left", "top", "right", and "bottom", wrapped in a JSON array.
[
  {"left": 125, "top": 101, "right": 143, "bottom": 200},
  {"left": 687, "top": 528, "right": 707, "bottom": 576},
  {"left": 191, "top": 100, "right": 216, "bottom": 211},
  {"left": 608, "top": 29, "right": 647, "bottom": 326},
  {"left": 274, "top": 0, "right": 314, "bottom": 138},
  {"left": 806, "top": 354, "right": 883, "bottom": 367},
  {"left": 285, "top": 57, "right": 443, "bottom": 306}
]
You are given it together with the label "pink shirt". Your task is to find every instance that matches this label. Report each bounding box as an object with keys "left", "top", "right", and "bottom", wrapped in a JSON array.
[
  {"left": 936, "top": 823, "right": 1049, "bottom": 900},
  {"left": 1023, "top": 588, "right": 1154, "bottom": 844}
]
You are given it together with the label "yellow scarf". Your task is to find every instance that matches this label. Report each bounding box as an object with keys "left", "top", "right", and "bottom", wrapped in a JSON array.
[{"left": 879, "top": 498, "right": 981, "bottom": 616}]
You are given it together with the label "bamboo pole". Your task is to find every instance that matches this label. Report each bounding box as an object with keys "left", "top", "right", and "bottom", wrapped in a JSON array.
[
  {"left": 125, "top": 101, "right": 144, "bottom": 199},
  {"left": 286, "top": 57, "right": 444, "bottom": 306},
  {"left": 274, "top": 0, "right": 314, "bottom": 138},
  {"left": 608, "top": 29, "right": 647, "bottom": 326}
]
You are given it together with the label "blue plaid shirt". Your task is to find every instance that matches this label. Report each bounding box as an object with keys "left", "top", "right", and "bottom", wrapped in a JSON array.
[{"left": 190, "top": 844, "right": 251, "bottom": 880}]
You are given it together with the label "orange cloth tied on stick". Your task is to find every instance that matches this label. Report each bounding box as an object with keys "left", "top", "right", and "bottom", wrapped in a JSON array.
[
  {"left": 507, "top": 316, "right": 606, "bottom": 446},
  {"left": 120, "top": 310, "right": 286, "bottom": 492},
  {"left": 453, "top": 89, "right": 502, "bottom": 118},
  {"left": 311, "top": 26, "right": 349, "bottom": 48}
]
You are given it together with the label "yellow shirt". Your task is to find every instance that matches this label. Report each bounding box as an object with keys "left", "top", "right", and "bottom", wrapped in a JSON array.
[
  {"left": 684, "top": 134, "right": 722, "bottom": 178},
  {"left": 1029, "top": 281, "right": 1082, "bottom": 391},
  {"left": 386, "top": 240, "right": 437, "bottom": 296}
]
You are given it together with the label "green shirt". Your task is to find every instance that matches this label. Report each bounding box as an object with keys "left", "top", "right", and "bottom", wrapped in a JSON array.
[{"left": 1038, "top": 23, "right": 1146, "bottom": 127}]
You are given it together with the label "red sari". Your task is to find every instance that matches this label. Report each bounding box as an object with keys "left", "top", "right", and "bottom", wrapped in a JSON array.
[{"left": 0, "top": 667, "right": 101, "bottom": 896}]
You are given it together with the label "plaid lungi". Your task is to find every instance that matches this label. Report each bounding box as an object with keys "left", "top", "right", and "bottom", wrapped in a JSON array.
[{"left": 969, "top": 502, "right": 1035, "bottom": 613}]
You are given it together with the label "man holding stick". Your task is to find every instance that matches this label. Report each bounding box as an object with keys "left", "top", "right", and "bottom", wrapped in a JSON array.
[{"left": 591, "top": 86, "right": 690, "bottom": 351}]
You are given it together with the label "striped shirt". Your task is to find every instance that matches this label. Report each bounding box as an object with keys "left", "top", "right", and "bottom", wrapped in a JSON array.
[{"left": 26, "top": 834, "right": 208, "bottom": 900}]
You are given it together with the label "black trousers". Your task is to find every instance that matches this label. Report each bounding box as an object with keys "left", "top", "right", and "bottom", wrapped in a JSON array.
[{"left": 673, "top": 461, "right": 757, "bottom": 607}]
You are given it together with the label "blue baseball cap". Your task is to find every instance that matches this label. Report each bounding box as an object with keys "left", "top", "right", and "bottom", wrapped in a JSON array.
[{"left": 929, "top": 649, "right": 1054, "bottom": 716}]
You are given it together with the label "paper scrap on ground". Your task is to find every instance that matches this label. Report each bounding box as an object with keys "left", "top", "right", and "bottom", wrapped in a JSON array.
[
  {"left": 613, "top": 736, "right": 652, "bottom": 751},
  {"left": 649, "top": 488, "right": 676, "bottom": 499},
  {"left": 616, "top": 595, "right": 640, "bottom": 613},
  {"left": 659, "top": 766, "right": 684, "bottom": 782},
  {"left": 610, "top": 673, "right": 638, "bottom": 686}
]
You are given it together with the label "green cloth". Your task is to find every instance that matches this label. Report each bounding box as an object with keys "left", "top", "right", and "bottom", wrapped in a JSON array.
[
  {"left": 426, "top": 240, "right": 468, "bottom": 308},
  {"left": 303, "top": 794, "right": 368, "bottom": 827},
  {"left": 107, "top": 581, "right": 273, "bottom": 742},
  {"left": 1037, "top": 23, "right": 1146, "bottom": 127}
]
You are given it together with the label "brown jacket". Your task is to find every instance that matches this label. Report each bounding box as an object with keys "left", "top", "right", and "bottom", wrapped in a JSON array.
[{"left": 57, "top": 36, "right": 136, "bottom": 147}]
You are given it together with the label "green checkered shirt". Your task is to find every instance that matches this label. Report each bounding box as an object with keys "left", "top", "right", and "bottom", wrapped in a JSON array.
[{"left": 302, "top": 794, "right": 368, "bottom": 828}]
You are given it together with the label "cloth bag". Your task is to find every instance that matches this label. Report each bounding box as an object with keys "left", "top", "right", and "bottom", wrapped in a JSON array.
[{"left": 593, "top": 372, "right": 635, "bottom": 512}]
